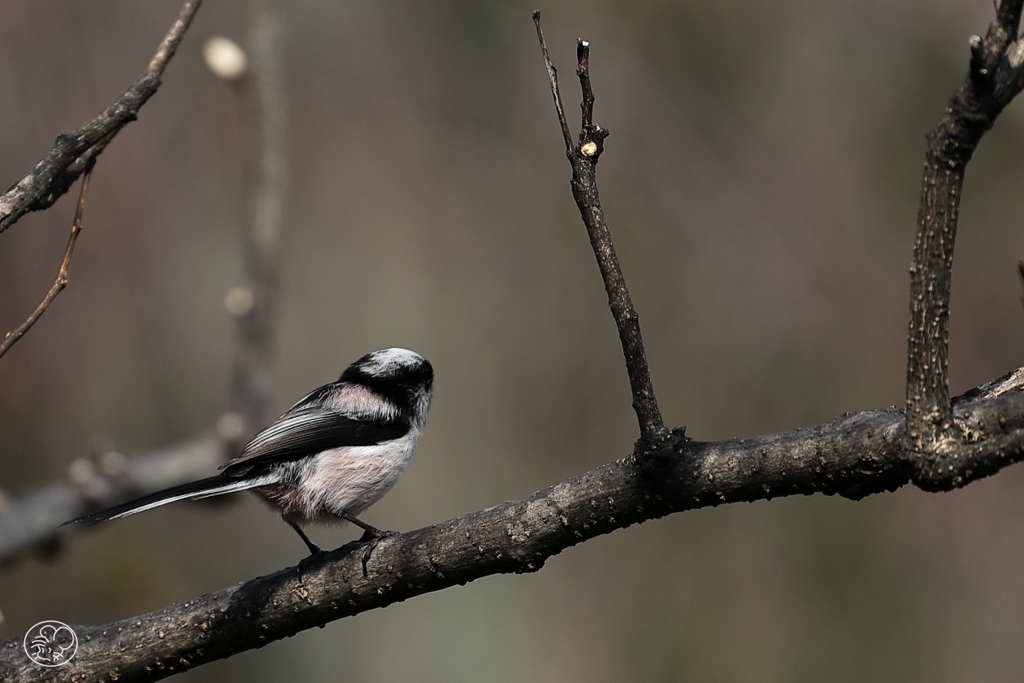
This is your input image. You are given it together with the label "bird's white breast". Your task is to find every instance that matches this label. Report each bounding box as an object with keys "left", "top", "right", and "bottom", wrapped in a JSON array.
[{"left": 266, "top": 428, "right": 420, "bottom": 524}]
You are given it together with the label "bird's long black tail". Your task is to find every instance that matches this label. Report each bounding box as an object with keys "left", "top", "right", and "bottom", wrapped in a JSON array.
[{"left": 63, "top": 472, "right": 270, "bottom": 527}]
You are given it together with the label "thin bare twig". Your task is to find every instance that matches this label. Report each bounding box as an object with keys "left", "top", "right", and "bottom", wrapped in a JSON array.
[
  {"left": 0, "top": 0, "right": 202, "bottom": 234},
  {"left": 147, "top": 0, "right": 200, "bottom": 73},
  {"left": 0, "top": 166, "right": 93, "bottom": 360},
  {"left": 905, "top": 0, "right": 1024, "bottom": 486},
  {"left": 534, "top": 16, "right": 666, "bottom": 443},
  {"left": 532, "top": 11, "right": 573, "bottom": 155},
  {"left": 576, "top": 40, "right": 596, "bottom": 138}
]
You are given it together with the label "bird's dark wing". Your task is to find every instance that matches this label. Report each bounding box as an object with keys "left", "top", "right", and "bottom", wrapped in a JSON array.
[{"left": 221, "top": 408, "right": 409, "bottom": 474}]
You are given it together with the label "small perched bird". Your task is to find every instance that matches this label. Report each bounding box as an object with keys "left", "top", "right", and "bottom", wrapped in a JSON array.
[{"left": 65, "top": 348, "right": 433, "bottom": 560}]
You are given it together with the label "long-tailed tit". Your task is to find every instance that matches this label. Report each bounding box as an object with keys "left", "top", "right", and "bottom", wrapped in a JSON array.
[{"left": 65, "top": 348, "right": 433, "bottom": 559}]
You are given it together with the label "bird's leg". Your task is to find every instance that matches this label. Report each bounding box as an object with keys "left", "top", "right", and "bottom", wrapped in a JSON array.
[
  {"left": 338, "top": 514, "right": 399, "bottom": 577},
  {"left": 286, "top": 518, "right": 323, "bottom": 585},
  {"left": 287, "top": 518, "right": 324, "bottom": 556}
]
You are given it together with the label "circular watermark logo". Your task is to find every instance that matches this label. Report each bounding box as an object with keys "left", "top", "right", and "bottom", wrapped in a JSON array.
[{"left": 23, "top": 620, "right": 78, "bottom": 667}]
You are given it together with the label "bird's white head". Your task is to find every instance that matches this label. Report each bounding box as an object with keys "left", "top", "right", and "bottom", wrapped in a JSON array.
[{"left": 356, "top": 348, "right": 428, "bottom": 377}]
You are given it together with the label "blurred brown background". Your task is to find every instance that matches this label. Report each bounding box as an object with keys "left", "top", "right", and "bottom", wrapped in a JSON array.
[{"left": 2, "top": 0, "right": 1024, "bottom": 680}]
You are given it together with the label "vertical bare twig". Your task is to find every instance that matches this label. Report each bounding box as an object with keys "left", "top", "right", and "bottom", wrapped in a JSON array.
[
  {"left": 533, "top": 14, "right": 666, "bottom": 444},
  {"left": 227, "top": 0, "right": 289, "bottom": 442},
  {"left": 905, "top": 0, "right": 1024, "bottom": 486},
  {"left": 0, "top": 164, "right": 94, "bottom": 360},
  {"left": 576, "top": 41, "right": 596, "bottom": 138}
]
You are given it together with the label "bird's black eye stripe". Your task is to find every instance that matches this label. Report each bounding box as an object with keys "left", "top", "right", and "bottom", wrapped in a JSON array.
[
  {"left": 354, "top": 371, "right": 430, "bottom": 408},
  {"left": 339, "top": 363, "right": 433, "bottom": 408}
]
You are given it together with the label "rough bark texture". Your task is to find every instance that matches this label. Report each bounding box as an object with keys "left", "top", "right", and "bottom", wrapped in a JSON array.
[{"left": 905, "top": 0, "right": 1024, "bottom": 467}]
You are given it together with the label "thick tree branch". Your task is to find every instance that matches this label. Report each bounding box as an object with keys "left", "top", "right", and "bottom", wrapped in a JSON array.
[
  {"left": 0, "top": 0, "right": 201, "bottom": 234},
  {"left": 534, "top": 13, "right": 665, "bottom": 443},
  {"left": 2, "top": 373, "right": 1024, "bottom": 681},
  {"left": 905, "top": 0, "right": 1024, "bottom": 472},
  {"left": 0, "top": 165, "right": 93, "bottom": 360}
]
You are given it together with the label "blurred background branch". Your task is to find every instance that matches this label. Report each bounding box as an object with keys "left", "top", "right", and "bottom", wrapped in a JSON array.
[
  {"left": 226, "top": 0, "right": 288, "bottom": 445},
  {"left": 0, "top": 436, "right": 222, "bottom": 567},
  {"left": 0, "top": 0, "right": 289, "bottom": 568},
  {"left": 0, "top": 0, "right": 211, "bottom": 567}
]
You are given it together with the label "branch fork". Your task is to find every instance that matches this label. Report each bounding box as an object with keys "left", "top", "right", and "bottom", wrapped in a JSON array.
[
  {"left": 905, "top": 0, "right": 1024, "bottom": 489},
  {"left": 533, "top": 12, "right": 666, "bottom": 445},
  {"left": 0, "top": 163, "right": 94, "bottom": 360}
]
